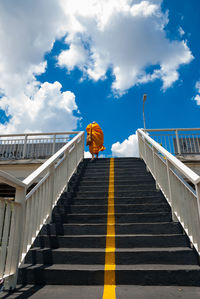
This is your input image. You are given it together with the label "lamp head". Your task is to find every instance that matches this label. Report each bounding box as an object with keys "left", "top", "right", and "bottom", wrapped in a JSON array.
[{"left": 143, "top": 94, "right": 147, "bottom": 102}]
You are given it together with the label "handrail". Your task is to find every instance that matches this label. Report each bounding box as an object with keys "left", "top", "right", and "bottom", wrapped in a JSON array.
[
  {"left": 0, "top": 131, "right": 80, "bottom": 161},
  {"left": 143, "top": 128, "right": 200, "bottom": 156},
  {"left": 138, "top": 129, "right": 200, "bottom": 184},
  {"left": 137, "top": 128, "right": 200, "bottom": 257},
  {"left": 23, "top": 132, "right": 83, "bottom": 188},
  {"left": 0, "top": 131, "right": 80, "bottom": 138},
  {"left": 0, "top": 131, "right": 85, "bottom": 289},
  {"left": 0, "top": 170, "right": 26, "bottom": 189},
  {"left": 144, "top": 128, "right": 200, "bottom": 132}
]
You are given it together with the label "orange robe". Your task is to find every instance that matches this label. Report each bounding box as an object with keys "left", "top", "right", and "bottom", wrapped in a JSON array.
[{"left": 86, "top": 123, "right": 106, "bottom": 154}]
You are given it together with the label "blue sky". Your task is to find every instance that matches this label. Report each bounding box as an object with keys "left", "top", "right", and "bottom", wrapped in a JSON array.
[{"left": 0, "top": 0, "right": 199, "bottom": 157}]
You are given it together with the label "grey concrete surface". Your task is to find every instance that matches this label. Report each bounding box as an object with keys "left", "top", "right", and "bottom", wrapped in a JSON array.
[{"left": 1, "top": 285, "right": 200, "bottom": 299}]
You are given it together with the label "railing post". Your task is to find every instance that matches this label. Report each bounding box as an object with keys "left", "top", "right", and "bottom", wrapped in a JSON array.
[
  {"left": 22, "top": 135, "right": 28, "bottom": 159},
  {"left": 137, "top": 132, "right": 144, "bottom": 160},
  {"left": 52, "top": 134, "right": 56, "bottom": 155},
  {"left": 175, "top": 130, "right": 181, "bottom": 155},
  {"left": 4, "top": 186, "right": 26, "bottom": 290}
]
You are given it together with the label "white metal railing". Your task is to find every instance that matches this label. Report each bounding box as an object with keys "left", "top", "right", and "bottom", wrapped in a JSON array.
[
  {"left": 0, "top": 131, "right": 84, "bottom": 289},
  {"left": 0, "top": 132, "right": 80, "bottom": 160},
  {"left": 145, "top": 128, "right": 200, "bottom": 156},
  {"left": 137, "top": 129, "right": 200, "bottom": 256}
]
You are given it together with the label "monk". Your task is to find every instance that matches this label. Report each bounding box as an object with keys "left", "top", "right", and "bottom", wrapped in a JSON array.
[{"left": 86, "top": 121, "right": 106, "bottom": 160}]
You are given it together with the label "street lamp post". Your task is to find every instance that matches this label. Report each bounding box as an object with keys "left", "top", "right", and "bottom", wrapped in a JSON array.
[{"left": 143, "top": 94, "right": 147, "bottom": 130}]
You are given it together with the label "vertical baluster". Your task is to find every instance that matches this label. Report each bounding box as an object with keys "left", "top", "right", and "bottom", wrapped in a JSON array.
[
  {"left": 47, "top": 165, "right": 55, "bottom": 223},
  {"left": 197, "top": 135, "right": 200, "bottom": 153},
  {"left": 182, "top": 135, "right": 187, "bottom": 153},
  {"left": 4, "top": 186, "right": 26, "bottom": 289},
  {"left": 42, "top": 138, "right": 45, "bottom": 159},
  {"left": 39, "top": 184, "right": 45, "bottom": 230},
  {"left": 2, "top": 140, "right": 5, "bottom": 159},
  {"left": 44, "top": 178, "right": 49, "bottom": 220},
  {"left": 175, "top": 130, "right": 181, "bottom": 155},
  {"left": 44, "top": 138, "right": 47, "bottom": 158},
  {"left": 41, "top": 182, "right": 46, "bottom": 225},
  {"left": 168, "top": 135, "right": 172, "bottom": 154},
  {"left": 52, "top": 135, "right": 56, "bottom": 155},
  {"left": 34, "top": 189, "right": 40, "bottom": 236},
  {"left": 0, "top": 138, "right": 2, "bottom": 159},
  {"left": 22, "top": 198, "right": 31, "bottom": 255},
  {"left": 29, "top": 194, "right": 36, "bottom": 247},
  {"left": 38, "top": 187, "right": 44, "bottom": 234},
  {"left": 0, "top": 201, "right": 6, "bottom": 241},
  {"left": 192, "top": 134, "right": 197, "bottom": 153},
  {"left": 5, "top": 202, "right": 18, "bottom": 277},
  {"left": 33, "top": 191, "right": 39, "bottom": 241},
  {"left": 0, "top": 203, "right": 11, "bottom": 278},
  {"left": 57, "top": 165, "right": 60, "bottom": 202},
  {"left": 184, "top": 187, "right": 192, "bottom": 239},
  {"left": 188, "top": 135, "right": 193, "bottom": 154},
  {"left": 195, "top": 182, "right": 200, "bottom": 252},
  {"left": 166, "top": 159, "right": 172, "bottom": 206},
  {"left": 23, "top": 135, "right": 28, "bottom": 159}
]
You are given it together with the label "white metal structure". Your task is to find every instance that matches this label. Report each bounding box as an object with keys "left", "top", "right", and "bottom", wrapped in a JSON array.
[
  {"left": 0, "top": 131, "right": 84, "bottom": 289},
  {"left": 0, "top": 132, "right": 80, "bottom": 160},
  {"left": 137, "top": 129, "right": 200, "bottom": 257},
  {"left": 146, "top": 128, "right": 200, "bottom": 156}
]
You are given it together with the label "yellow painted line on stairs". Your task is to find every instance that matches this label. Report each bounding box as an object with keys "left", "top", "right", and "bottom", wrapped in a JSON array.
[{"left": 103, "top": 158, "right": 116, "bottom": 299}]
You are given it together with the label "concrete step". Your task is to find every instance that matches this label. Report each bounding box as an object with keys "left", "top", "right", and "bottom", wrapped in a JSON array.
[
  {"left": 18, "top": 264, "right": 200, "bottom": 285},
  {"left": 24, "top": 247, "right": 197, "bottom": 265},
  {"left": 59, "top": 196, "right": 167, "bottom": 206},
  {"left": 77, "top": 173, "right": 153, "bottom": 181},
  {"left": 52, "top": 212, "right": 172, "bottom": 224},
  {"left": 77, "top": 179, "right": 155, "bottom": 187},
  {"left": 54, "top": 203, "right": 171, "bottom": 214},
  {"left": 34, "top": 234, "right": 188, "bottom": 249},
  {"left": 74, "top": 184, "right": 156, "bottom": 193},
  {"left": 82, "top": 169, "right": 148, "bottom": 175},
  {"left": 41, "top": 222, "right": 183, "bottom": 236},
  {"left": 72, "top": 190, "right": 163, "bottom": 199},
  {"left": 83, "top": 158, "right": 144, "bottom": 163},
  {"left": 79, "top": 175, "right": 153, "bottom": 182},
  {"left": 84, "top": 164, "right": 146, "bottom": 170}
]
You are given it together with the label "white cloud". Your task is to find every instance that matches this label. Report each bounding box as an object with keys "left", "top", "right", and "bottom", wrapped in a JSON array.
[
  {"left": 84, "top": 151, "right": 92, "bottom": 158},
  {"left": 195, "top": 81, "right": 200, "bottom": 93},
  {"left": 58, "top": 42, "right": 88, "bottom": 71},
  {"left": 178, "top": 27, "right": 185, "bottom": 37},
  {"left": 194, "top": 81, "right": 200, "bottom": 106},
  {"left": 0, "top": 82, "right": 79, "bottom": 134},
  {"left": 0, "top": 0, "right": 66, "bottom": 97},
  {"left": 0, "top": 0, "right": 194, "bottom": 136},
  {"left": 194, "top": 95, "right": 200, "bottom": 106},
  {"left": 111, "top": 134, "right": 139, "bottom": 157},
  {"left": 0, "top": 0, "right": 80, "bottom": 134},
  {"left": 58, "top": 0, "right": 193, "bottom": 94},
  {"left": 84, "top": 151, "right": 105, "bottom": 158},
  {"left": 130, "top": 1, "right": 158, "bottom": 16}
]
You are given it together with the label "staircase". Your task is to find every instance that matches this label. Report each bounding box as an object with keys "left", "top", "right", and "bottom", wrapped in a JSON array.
[{"left": 18, "top": 158, "right": 200, "bottom": 286}]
